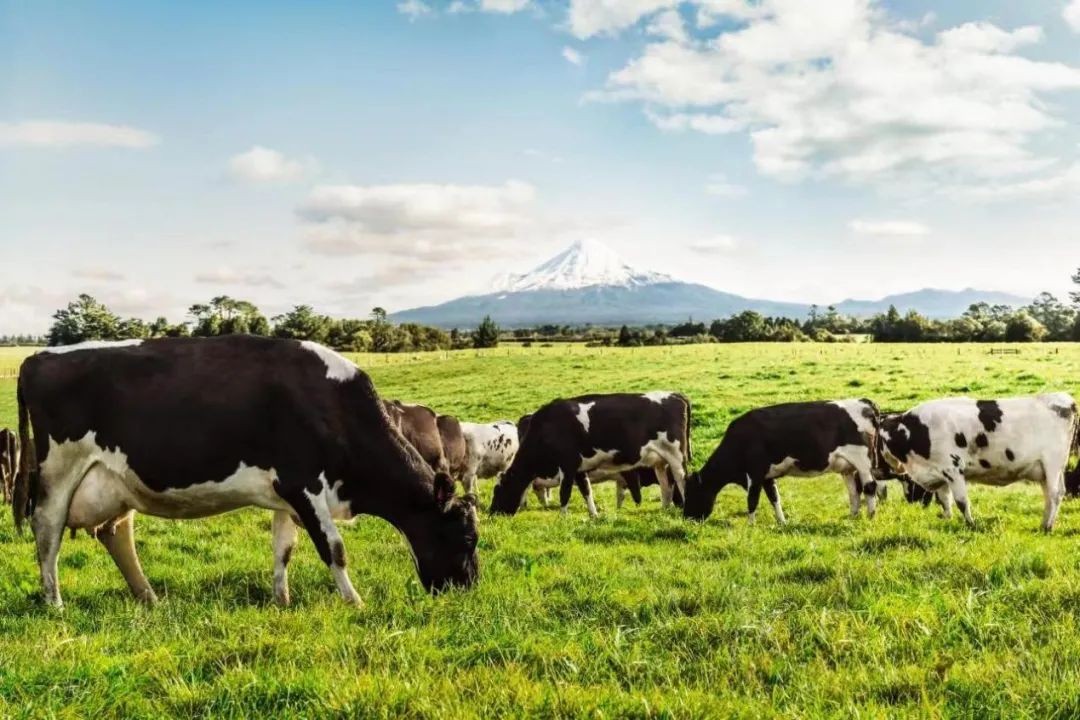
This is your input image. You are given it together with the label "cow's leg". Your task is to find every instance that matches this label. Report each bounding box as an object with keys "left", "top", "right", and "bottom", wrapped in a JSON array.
[
  {"left": 558, "top": 472, "right": 575, "bottom": 515},
  {"left": 616, "top": 476, "right": 627, "bottom": 510},
  {"left": 761, "top": 478, "right": 785, "bottom": 524},
  {"left": 843, "top": 472, "right": 861, "bottom": 518},
  {"left": 656, "top": 467, "right": 674, "bottom": 508},
  {"left": 535, "top": 483, "right": 550, "bottom": 508},
  {"left": 575, "top": 473, "right": 599, "bottom": 518},
  {"left": 31, "top": 465, "right": 89, "bottom": 608},
  {"left": 271, "top": 510, "right": 299, "bottom": 606},
  {"left": 97, "top": 511, "right": 157, "bottom": 604},
  {"left": 626, "top": 471, "right": 643, "bottom": 506},
  {"left": 463, "top": 470, "right": 478, "bottom": 495},
  {"left": 746, "top": 476, "right": 764, "bottom": 524},
  {"left": 852, "top": 454, "right": 878, "bottom": 519},
  {"left": 278, "top": 485, "right": 360, "bottom": 605},
  {"left": 945, "top": 473, "right": 973, "bottom": 526},
  {"left": 936, "top": 486, "right": 953, "bottom": 519}
]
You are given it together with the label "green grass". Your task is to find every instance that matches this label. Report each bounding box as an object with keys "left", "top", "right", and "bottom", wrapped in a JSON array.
[{"left": 2, "top": 343, "right": 1080, "bottom": 718}]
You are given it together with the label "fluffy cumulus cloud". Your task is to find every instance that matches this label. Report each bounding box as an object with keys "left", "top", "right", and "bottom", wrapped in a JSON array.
[
  {"left": 574, "top": 0, "right": 1080, "bottom": 196},
  {"left": 562, "top": 46, "right": 585, "bottom": 65},
  {"left": 0, "top": 120, "right": 158, "bottom": 149},
  {"left": 298, "top": 180, "right": 537, "bottom": 265},
  {"left": 848, "top": 219, "right": 930, "bottom": 238},
  {"left": 228, "top": 146, "right": 314, "bottom": 183},
  {"left": 1066, "top": 0, "right": 1080, "bottom": 32}
]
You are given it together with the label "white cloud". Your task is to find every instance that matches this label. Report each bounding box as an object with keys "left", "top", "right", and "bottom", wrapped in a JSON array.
[
  {"left": 194, "top": 267, "right": 286, "bottom": 289},
  {"left": 646, "top": 9, "right": 687, "bottom": 43},
  {"left": 480, "top": 0, "right": 530, "bottom": 12},
  {"left": 849, "top": 219, "right": 930, "bottom": 238},
  {"left": 398, "top": 0, "right": 433, "bottom": 19},
  {"left": 704, "top": 174, "right": 747, "bottom": 197},
  {"left": 688, "top": 235, "right": 739, "bottom": 253},
  {"left": 228, "top": 146, "right": 314, "bottom": 184},
  {"left": 562, "top": 46, "right": 585, "bottom": 65},
  {"left": 298, "top": 180, "right": 537, "bottom": 259},
  {"left": 0, "top": 120, "right": 158, "bottom": 149},
  {"left": 441, "top": 0, "right": 530, "bottom": 14},
  {"left": 585, "top": 1, "right": 1080, "bottom": 192},
  {"left": 72, "top": 267, "right": 126, "bottom": 283},
  {"left": 1066, "top": 0, "right": 1080, "bottom": 32},
  {"left": 568, "top": 0, "right": 678, "bottom": 38},
  {"left": 949, "top": 163, "right": 1080, "bottom": 202}
]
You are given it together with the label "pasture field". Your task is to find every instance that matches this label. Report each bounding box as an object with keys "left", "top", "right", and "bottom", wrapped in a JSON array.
[{"left": 2, "top": 343, "right": 1080, "bottom": 718}]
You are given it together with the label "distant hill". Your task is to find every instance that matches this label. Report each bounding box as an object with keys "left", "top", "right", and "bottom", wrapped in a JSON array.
[
  {"left": 390, "top": 240, "right": 1030, "bottom": 328},
  {"left": 834, "top": 288, "right": 1031, "bottom": 319}
]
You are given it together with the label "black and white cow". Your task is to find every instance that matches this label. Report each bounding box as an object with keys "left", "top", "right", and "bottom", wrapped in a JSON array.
[
  {"left": 1, "top": 427, "right": 17, "bottom": 505},
  {"left": 683, "top": 399, "right": 881, "bottom": 523},
  {"left": 490, "top": 392, "right": 691, "bottom": 517},
  {"left": 878, "top": 394, "right": 1079, "bottom": 531},
  {"left": 515, "top": 411, "right": 685, "bottom": 511},
  {"left": 459, "top": 420, "right": 519, "bottom": 493},
  {"left": 13, "top": 336, "right": 479, "bottom": 608}
]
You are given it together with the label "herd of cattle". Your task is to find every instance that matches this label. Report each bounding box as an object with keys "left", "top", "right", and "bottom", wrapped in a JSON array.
[{"left": 1, "top": 335, "right": 1079, "bottom": 608}]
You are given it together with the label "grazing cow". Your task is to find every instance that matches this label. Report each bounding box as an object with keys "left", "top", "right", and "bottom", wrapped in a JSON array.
[
  {"left": 878, "top": 394, "right": 1079, "bottom": 531},
  {"left": 459, "top": 420, "right": 519, "bottom": 493},
  {"left": 1, "top": 428, "right": 16, "bottom": 504},
  {"left": 516, "top": 412, "right": 684, "bottom": 511},
  {"left": 437, "top": 415, "right": 468, "bottom": 485},
  {"left": 490, "top": 392, "right": 691, "bottom": 517},
  {"left": 683, "top": 399, "right": 881, "bottom": 523},
  {"left": 13, "top": 336, "right": 479, "bottom": 608},
  {"left": 382, "top": 400, "right": 449, "bottom": 476}
]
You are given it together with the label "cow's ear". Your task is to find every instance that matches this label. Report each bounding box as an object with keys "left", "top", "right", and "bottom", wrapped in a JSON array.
[{"left": 434, "top": 472, "right": 455, "bottom": 508}]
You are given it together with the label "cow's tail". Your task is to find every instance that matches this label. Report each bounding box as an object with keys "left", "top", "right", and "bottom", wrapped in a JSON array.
[
  {"left": 680, "top": 392, "right": 692, "bottom": 475},
  {"left": 13, "top": 374, "right": 37, "bottom": 534},
  {"left": 1067, "top": 406, "right": 1080, "bottom": 498}
]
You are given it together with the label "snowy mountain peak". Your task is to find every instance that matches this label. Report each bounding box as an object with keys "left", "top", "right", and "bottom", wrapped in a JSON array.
[{"left": 490, "top": 239, "right": 673, "bottom": 293}]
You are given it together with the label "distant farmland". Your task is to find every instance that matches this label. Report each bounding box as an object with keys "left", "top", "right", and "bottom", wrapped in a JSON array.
[{"left": 2, "top": 343, "right": 1080, "bottom": 716}]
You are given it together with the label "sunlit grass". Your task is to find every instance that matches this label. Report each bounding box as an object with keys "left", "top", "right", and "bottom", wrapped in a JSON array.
[{"left": 2, "top": 342, "right": 1080, "bottom": 717}]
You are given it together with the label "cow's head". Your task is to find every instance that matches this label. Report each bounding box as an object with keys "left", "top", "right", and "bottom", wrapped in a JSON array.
[
  {"left": 876, "top": 413, "right": 910, "bottom": 477},
  {"left": 516, "top": 414, "right": 533, "bottom": 443},
  {"left": 682, "top": 466, "right": 747, "bottom": 521},
  {"left": 415, "top": 472, "right": 479, "bottom": 593},
  {"left": 489, "top": 469, "right": 525, "bottom": 515}
]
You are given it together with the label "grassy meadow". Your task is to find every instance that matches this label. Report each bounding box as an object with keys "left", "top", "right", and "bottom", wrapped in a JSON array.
[{"left": 2, "top": 342, "right": 1080, "bottom": 718}]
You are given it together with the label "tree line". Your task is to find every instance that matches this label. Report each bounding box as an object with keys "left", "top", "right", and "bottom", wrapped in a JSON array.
[{"left": 44, "top": 294, "right": 502, "bottom": 351}]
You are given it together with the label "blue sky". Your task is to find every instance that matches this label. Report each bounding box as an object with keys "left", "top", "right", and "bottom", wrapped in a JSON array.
[{"left": 3, "top": 0, "right": 1080, "bottom": 333}]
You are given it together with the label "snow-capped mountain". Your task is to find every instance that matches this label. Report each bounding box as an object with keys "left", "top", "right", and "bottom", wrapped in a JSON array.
[
  {"left": 390, "top": 240, "right": 1029, "bottom": 328},
  {"left": 489, "top": 238, "right": 672, "bottom": 293}
]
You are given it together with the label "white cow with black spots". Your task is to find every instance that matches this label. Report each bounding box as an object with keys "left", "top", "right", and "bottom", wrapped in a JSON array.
[
  {"left": 459, "top": 421, "right": 519, "bottom": 493},
  {"left": 878, "top": 393, "right": 1080, "bottom": 531}
]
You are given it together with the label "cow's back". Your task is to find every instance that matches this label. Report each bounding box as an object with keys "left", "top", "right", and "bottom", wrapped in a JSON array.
[{"left": 20, "top": 336, "right": 383, "bottom": 493}]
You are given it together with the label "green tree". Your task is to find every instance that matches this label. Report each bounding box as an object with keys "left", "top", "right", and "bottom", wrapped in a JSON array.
[
  {"left": 1005, "top": 312, "right": 1047, "bottom": 342},
  {"left": 189, "top": 296, "right": 268, "bottom": 337},
  {"left": 272, "top": 305, "right": 331, "bottom": 343},
  {"left": 473, "top": 315, "right": 500, "bottom": 349},
  {"left": 1026, "top": 293, "right": 1075, "bottom": 341},
  {"left": 47, "top": 294, "right": 121, "bottom": 346}
]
